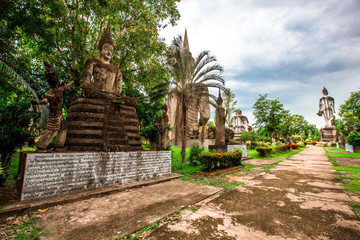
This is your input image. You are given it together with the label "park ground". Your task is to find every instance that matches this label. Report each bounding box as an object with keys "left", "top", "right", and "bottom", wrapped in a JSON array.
[{"left": 1, "top": 145, "right": 360, "bottom": 239}]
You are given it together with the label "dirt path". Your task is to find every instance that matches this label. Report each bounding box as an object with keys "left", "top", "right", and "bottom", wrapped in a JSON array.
[{"left": 147, "top": 146, "right": 360, "bottom": 239}]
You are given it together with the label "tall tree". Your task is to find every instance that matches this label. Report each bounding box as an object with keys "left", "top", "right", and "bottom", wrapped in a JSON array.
[
  {"left": 222, "top": 88, "right": 237, "bottom": 127},
  {"left": 339, "top": 90, "right": 360, "bottom": 133},
  {"left": 167, "top": 32, "right": 225, "bottom": 163},
  {"left": 253, "top": 94, "right": 284, "bottom": 143},
  {"left": 0, "top": 0, "right": 180, "bottom": 102}
]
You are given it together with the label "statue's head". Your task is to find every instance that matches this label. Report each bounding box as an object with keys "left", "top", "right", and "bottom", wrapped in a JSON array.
[
  {"left": 98, "top": 21, "right": 114, "bottom": 61},
  {"left": 235, "top": 109, "right": 242, "bottom": 116},
  {"left": 44, "top": 60, "right": 59, "bottom": 87},
  {"left": 322, "top": 87, "right": 328, "bottom": 96}
]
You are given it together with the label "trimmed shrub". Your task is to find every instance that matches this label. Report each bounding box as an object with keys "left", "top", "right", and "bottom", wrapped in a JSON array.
[
  {"left": 198, "top": 152, "right": 242, "bottom": 172},
  {"left": 347, "top": 130, "right": 360, "bottom": 147},
  {"left": 328, "top": 142, "right": 337, "bottom": 147},
  {"left": 275, "top": 144, "right": 291, "bottom": 152},
  {"left": 297, "top": 142, "right": 305, "bottom": 147},
  {"left": 188, "top": 142, "right": 205, "bottom": 166},
  {"left": 290, "top": 144, "right": 299, "bottom": 149},
  {"left": 256, "top": 147, "right": 272, "bottom": 157},
  {"left": 310, "top": 141, "right": 317, "bottom": 145},
  {"left": 275, "top": 141, "right": 283, "bottom": 147}
]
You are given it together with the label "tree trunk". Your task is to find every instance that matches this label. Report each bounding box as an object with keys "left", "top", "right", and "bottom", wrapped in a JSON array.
[{"left": 181, "top": 97, "right": 187, "bottom": 163}]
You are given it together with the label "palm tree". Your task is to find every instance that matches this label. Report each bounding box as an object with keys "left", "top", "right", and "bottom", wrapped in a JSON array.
[{"left": 167, "top": 31, "right": 225, "bottom": 163}]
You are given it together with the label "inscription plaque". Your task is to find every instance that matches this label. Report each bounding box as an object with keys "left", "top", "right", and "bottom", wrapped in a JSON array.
[{"left": 20, "top": 151, "right": 171, "bottom": 201}]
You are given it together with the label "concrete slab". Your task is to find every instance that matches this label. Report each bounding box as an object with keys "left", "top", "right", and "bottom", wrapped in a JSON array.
[{"left": 36, "top": 180, "right": 222, "bottom": 240}]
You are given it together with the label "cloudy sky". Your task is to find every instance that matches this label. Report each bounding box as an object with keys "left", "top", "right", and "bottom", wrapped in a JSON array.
[{"left": 159, "top": 0, "right": 360, "bottom": 129}]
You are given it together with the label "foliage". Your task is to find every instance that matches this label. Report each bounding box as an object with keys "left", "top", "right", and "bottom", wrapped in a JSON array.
[
  {"left": 275, "top": 145, "right": 291, "bottom": 152},
  {"left": 171, "top": 147, "right": 204, "bottom": 175},
  {"left": 188, "top": 142, "right": 205, "bottom": 166},
  {"left": 198, "top": 152, "right": 242, "bottom": 172},
  {"left": 246, "top": 141, "right": 258, "bottom": 150},
  {"left": 206, "top": 120, "right": 215, "bottom": 127},
  {"left": 166, "top": 33, "right": 225, "bottom": 163},
  {"left": 10, "top": 213, "right": 49, "bottom": 240},
  {"left": 347, "top": 130, "right": 360, "bottom": 147},
  {"left": 339, "top": 90, "right": 360, "bottom": 131},
  {"left": 136, "top": 101, "right": 162, "bottom": 145},
  {"left": 297, "top": 142, "right": 305, "bottom": 147},
  {"left": 327, "top": 142, "right": 337, "bottom": 147},
  {"left": 255, "top": 147, "right": 272, "bottom": 157},
  {"left": 275, "top": 141, "right": 283, "bottom": 147},
  {"left": 239, "top": 131, "right": 258, "bottom": 142},
  {"left": 253, "top": 94, "right": 285, "bottom": 142},
  {"left": 0, "top": 99, "right": 37, "bottom": 186},
  {"left": 290, "top": 144, "right": 299, "bottom": 149},
  {"left": 222, "top": 88, "right": 237, "bottom": 127}
]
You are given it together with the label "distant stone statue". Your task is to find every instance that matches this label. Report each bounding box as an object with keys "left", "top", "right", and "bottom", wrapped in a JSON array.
[
  {"left": 230, "top": 109, "right": 252, "bottom": 137},
  {"left": 317, "top": 87, "right": 335, "bottom": 127},
  {"left": 155, "top": 104, "right": 169, "bottom": 150},
  {"left": 82, "top": 21, "right": 122, "bottom": 100},
  {"left": 33, "top": 60, "right": 73, "bottom": 151},
  {"left": 215, "top": 90, "right": 226, "bottom": 146}
]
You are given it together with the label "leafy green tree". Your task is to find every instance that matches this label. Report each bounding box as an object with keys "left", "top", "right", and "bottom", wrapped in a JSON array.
[
  {"left": 339, "top": 90, "right": 360, "bottom": 133},
  {"left": 0, "top": 99, "right": 37, "bottom": 186},
  {"left": 167, "top": 33, "right": 225, "bottom": 163},
  {"left": 253, "top": 94, "right": 284, "bottom": 143},
  {"left": 1, "top": 0, "right": 180, "bottom": 104},
  {"left": 222, "top": 88, "right": 237, "bottom": 127},
  {"left": 239, "top": 131, "right": 258, "bottom": 142},
  {"left": 347, "top": 130, "right": 360, "bottom": 147}
]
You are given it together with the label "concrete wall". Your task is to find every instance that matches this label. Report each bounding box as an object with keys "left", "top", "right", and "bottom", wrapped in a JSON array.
[{"left": 19, "top": 151, "right": 171, "bottom": 201}]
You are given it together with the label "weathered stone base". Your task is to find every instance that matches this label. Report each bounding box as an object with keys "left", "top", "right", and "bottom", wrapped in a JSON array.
[
  {"left": 65, "top": 97, "right": 142, "bottom": 152},
  {"left": 17, "top": 151, "right": 171, "bottom": 201},
  {"left": 320, "top": 127, "right": 337, "bottom": 143}
]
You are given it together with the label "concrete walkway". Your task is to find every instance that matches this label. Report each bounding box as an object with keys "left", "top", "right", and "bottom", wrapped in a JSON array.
[{"left": 147, "top": 146, "right": 360, "bottom": 239}]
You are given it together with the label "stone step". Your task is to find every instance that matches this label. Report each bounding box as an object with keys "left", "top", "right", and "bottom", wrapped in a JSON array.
[
  {"left": 67, "top": 129, "right": 103, "bottom": 136},
  {"left": 108, "top": 138, "right": 129, "bottom": 145},
  {"left": 69, "top": 104, "right": 104, "bottom": 113},
  {"left": 66, "top": 138, "right": 103, "bottom": 145},
  {"left": 67, "top": 121, "right": 103, "bottom": 129},
  {"left": 128, "top": 140, "right": 142, "bottom": 146},
  {"left": 70, "top": 98, "right": 109, "bottom": 107}
]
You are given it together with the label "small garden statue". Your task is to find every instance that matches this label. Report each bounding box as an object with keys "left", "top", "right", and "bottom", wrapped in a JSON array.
[
  {"left": 33, "top": 60, "right": 73, "bottom": 151},
  {"left": 215, "top": 89, "right": 226, "bottom": 146},
  {"left": 81, "top": 20, "right": 122, "bottom": 99},
  {"left": 155, "top": 104, "right": 169, "bottom": 150},
  {"left": 317, "top": 87, "right": 335, "bottom": 127}
]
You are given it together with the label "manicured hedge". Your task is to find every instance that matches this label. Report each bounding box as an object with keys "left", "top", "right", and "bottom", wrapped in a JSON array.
[
  {"left": 256, "top": 147, "right": 272, "bottom": 157},
  {"left": 290, "top": 144, "right": 299, "bottom": 149},
  {"left": 198, "top": 152, "right": 242, "bottom": 172}
]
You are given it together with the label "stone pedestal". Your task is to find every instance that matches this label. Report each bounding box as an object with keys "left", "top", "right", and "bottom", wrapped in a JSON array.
[
  {"left": 320, "top": 127, "right": 337, "bottom": 143},
  {"left": 65, "top": 97, "right": 142, "bottom": 152}
]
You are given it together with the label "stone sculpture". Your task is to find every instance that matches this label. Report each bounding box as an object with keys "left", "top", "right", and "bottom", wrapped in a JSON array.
[
  {"left": 33, "top": 60, "right": 73, "bottom": 152},
  {"left": 317, "top": 87, "right": 336, "bottom": 142},
  {"left": 230, "top": 109, "right": 252, "bottom": 140},
  {"left": 65, "top": 21, "right": 142, "bottom": 151},
  {"left": 215, "top": 90, "right": 226, "bottom": 146},
  {"left": 317, "top": 87, "right": 335, "bottom": 127},
  {"left": 155, "top": 104, "right": 169, "bottom": 150}
]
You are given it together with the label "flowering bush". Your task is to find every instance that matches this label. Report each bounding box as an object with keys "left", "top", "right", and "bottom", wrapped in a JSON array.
[
  {"left": 275, "top": 145, "right": 291, "bottom": 152},
  {"left": 310, "top": 141, "right": 317, "bottom": 145},
  {"left": 297, "top": 142, "right": 305, "bottom": 147},
  {"left": 256, "top": 147, "right": 272, "bottom": 157},
  {"left": 290, "top": 144, "right": 299, "bottom": 149},
  {"left": 198, "top": 152, "right": 242, "bottom": 172}
]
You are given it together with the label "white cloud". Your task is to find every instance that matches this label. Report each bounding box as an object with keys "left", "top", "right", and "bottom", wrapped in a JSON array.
[{"left": 160, "top": 0, "right": 360, "bottom": 130}]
